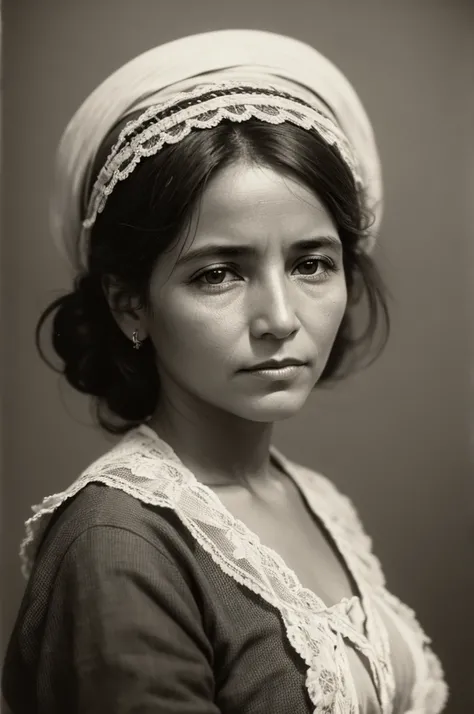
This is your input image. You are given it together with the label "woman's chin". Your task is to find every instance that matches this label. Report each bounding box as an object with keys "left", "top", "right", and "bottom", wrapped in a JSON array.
[{"left": 232, "top": 391, "right": 313, "bottom": 423}]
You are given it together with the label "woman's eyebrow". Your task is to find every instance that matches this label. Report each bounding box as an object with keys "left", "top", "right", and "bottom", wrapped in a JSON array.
[{"left": 175, "top": 235, "right": 342, "bottom": 267}]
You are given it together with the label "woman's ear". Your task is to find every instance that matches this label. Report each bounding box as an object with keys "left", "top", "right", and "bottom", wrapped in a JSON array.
[{"left": 101, "top": 275, "right": 148, "bottom": 343}]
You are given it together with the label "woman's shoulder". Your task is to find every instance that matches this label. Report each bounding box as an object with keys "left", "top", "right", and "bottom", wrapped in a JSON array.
[
  {"left": 33, "top": 481, "right": 194, "bottom": 577},
  {"left": 20, "top": 426, "right": 190, "bottom": 578}
]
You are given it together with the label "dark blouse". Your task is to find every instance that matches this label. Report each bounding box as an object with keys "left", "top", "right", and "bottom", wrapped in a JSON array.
[
  {"left": 3, "top": 484, "right": 312, "bottom": 713},
  {"left": 1, "top": 425, "right": 448, "bottom": 713}
]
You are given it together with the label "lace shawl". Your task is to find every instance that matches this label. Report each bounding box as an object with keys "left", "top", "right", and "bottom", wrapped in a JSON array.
[{"left": 20, "top": 425, "right": 448, "bottom": 714}]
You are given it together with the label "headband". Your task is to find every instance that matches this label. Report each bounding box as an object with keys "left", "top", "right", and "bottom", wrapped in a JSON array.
[{"left": 50, "top": 29, "right": 383, "bottom": 271}]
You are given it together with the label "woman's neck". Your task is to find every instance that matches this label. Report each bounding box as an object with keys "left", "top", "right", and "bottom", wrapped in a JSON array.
[{"left": 147, "top": 399, "right": 275, "bottom": 487}]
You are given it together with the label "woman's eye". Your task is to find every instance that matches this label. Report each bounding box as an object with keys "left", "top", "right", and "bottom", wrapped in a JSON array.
[
  {"left": 196, "top": 268, "right": 238, "bottom": 286},
  {"left": 296, "top": 259, "right": 324, "bottom": 275},
  {"left": 294, "top": 258, "right": 334, "bottom": 277}
]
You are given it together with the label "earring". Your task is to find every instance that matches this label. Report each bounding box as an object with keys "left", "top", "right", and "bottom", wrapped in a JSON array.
[{"left": 132, "top": 328, "right": 142, "bottom": 350}]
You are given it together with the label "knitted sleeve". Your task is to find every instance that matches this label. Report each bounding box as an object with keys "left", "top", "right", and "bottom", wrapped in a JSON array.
[{"left": 35, "top": 525, "right": 221, "bottom": 714}]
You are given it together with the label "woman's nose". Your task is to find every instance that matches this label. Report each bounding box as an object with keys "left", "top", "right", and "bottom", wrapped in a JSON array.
[{"left": 249, "top": 275, "right": 301, "bottom": 339}]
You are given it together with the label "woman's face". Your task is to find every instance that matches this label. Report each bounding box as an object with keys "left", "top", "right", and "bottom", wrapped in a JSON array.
[{"left": 144, "top": 161, "right": 347, "bottom": 423}]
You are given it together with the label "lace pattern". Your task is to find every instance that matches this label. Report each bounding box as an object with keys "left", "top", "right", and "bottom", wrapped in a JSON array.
[
  {"left": 20, "top": 425, "right": 448, "bottom": 714},
  {"left": 83, "top": 80, "right": 362, "bottom": 232}
]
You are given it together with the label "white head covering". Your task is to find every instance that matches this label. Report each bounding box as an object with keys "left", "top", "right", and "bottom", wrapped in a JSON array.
[{"left": 50, "top": 29, "right": 383, "bottom": 272}]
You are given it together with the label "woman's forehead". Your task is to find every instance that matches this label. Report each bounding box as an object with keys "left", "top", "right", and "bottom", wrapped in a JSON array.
[
  {"left": 151, "top": 163, "right": 339, "bottom": 276},
  {"left": 195, "top": 162, "right": 335, "bottom": 229}
]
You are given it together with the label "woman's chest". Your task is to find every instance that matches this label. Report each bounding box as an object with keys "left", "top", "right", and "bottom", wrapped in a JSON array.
[
  {"left": 215, "top": 474, "right": 358, "bottom": 607},
  {"left": 212, "top": 475, "right": 419, "bottom": 714}
]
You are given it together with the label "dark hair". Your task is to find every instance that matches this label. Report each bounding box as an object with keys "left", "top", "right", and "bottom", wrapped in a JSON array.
[{"left": 37, "top": 112, "right": 390, "bottom": 434}]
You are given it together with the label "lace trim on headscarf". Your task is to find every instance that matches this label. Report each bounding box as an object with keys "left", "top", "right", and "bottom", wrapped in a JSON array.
[{"left": 82, "top": 81, "right": 362, "bottom": 234}]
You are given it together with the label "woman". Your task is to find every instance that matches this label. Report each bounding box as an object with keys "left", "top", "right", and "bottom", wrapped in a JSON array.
[{"left": 2, "top": 29, "right": 448, "bottom": 714}]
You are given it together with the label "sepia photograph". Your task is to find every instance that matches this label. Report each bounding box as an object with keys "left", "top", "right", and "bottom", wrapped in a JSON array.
[{"left": 1, "top": 1, "right": 473, "bottom": 712}]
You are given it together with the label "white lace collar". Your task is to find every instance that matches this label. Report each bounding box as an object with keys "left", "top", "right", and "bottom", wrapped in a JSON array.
[{"left": 20, "top": 424, "right": 447, "bottom": 714}]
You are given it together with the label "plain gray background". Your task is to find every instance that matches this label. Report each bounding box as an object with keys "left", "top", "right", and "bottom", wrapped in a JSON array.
[{"left": 1, "top": 1, "right": 473, "bottom": 712}]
